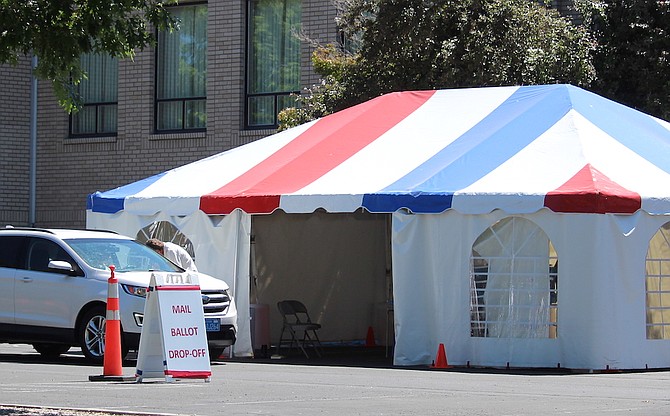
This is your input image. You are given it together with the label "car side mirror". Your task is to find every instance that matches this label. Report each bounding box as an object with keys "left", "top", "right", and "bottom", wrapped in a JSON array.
[{"left": 48, "top": 260, "right": 82, "bottom": 277}]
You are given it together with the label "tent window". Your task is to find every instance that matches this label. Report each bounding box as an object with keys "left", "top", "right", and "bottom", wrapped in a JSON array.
[
  {"left": 645, "top": 222, "right": 670, "bottom": 339},
  {"left": 469, "top": 217, "right": 558, "bottom": 339},
  {"left": 136, "top": 221, "right": 197, "bottom": 262}
]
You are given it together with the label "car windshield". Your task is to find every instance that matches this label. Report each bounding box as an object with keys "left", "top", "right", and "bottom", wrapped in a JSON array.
[{"left": 65, "top": 238, "right": 182, "bottom": 273}]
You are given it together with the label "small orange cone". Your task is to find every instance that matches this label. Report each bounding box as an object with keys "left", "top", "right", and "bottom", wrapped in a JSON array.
[
  {"left": 365, "top": 326, "right": 376, "bottom": 347},
  {"left": 431, "top": 343, "right": 450, "bottom": 369}
]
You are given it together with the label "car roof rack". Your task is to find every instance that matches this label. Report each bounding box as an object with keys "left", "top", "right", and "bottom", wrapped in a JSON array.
[
  {"left": 1, "top": 226, "right": 55, "bottom": 234},
  {"left": 0, "top": 226, "right": 118, "bottom": 235}
]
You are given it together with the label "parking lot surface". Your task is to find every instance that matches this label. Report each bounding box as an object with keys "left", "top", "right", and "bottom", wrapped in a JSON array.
[{"left": 1, "top": 344, "right": 670, "bottom": 415}]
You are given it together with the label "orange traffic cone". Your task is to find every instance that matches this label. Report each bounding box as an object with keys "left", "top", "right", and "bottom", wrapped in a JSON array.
[
  {"left": 431, "top": 343, "right": 450, "bottom": 369},
  {"left": 89, "top": 266, "right": 134, "bottom": 382},
  {"left": 103, "top": 265, "right": 122, "bottom": 376},
  {"left": 365, "top": 326, "right": 376, "bottom": 347}
]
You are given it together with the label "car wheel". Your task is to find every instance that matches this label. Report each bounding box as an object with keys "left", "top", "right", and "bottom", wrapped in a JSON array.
[
  {"left": 79, "top": 306, "right": 106, "bottom": 363},
  {"left": 32, "top": 343, "right": 71, "bottom": 359},
  {"left": 78, "top": 305, "right": 130, "bottom": 363}
]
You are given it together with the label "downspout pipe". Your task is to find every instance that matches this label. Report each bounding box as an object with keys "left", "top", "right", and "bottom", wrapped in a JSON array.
[{"left": 29, "top": 55, "right": 37, "bottom": 227}]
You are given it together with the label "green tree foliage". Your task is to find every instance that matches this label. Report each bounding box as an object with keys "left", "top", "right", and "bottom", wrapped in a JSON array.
[
  {"left": 578, "top": 0, "right": 670, "bottom": 121},
  {"left": 279, "top": 0, "right": 597, "bottom": 130},
  {"left": 0, "top": 0, "right": 177, "bottom": 111},
  {"left": 277, "top": 44, "right": 355, "bottom": 129}
]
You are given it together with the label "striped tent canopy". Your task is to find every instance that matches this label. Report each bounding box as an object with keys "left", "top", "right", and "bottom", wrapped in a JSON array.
[{"left": 88, "top": 84, "right": 670, "bottom": 217}]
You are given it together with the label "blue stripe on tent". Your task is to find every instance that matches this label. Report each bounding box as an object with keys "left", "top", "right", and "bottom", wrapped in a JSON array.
[
  {"left": 363, "top": 85, "right": 574, "bottom": 213},
  {"left": 86, "top": 192, "right": 124, "bottom": 214},
  {"left": 87, "top": 172, "right": 168, "bottom": 214},
  {"left": 364, "top": 193, "right": 455, "bottom": 214},
  {"left": 568, "top": 85, "right": 670, "bottom": 174}
]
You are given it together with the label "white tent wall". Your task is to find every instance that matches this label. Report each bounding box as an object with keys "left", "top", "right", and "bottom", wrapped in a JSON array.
[
  {"left": 392, "top": 209, "right": 670, "bottom": 370},
  {"left": 86, "top": 209, "right": 254, "bottom": 357},
  {"left": 251, "top": 210, "right": 390, "bottom": 347}
]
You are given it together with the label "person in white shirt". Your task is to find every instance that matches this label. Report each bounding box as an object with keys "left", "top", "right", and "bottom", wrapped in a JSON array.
[{"left": 145, "top": 238, "right": 198, "bottom": 272}]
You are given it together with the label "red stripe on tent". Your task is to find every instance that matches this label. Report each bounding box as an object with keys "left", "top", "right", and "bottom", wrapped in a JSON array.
[
  {"left": 200, "top": 195, "right": 281, "bottom": 216},
  {"left": 544, "top": 164, "right": 641, "bottom": 214},
  {"left": 199, "top": 90, "right": 437, "bottom": 214}
]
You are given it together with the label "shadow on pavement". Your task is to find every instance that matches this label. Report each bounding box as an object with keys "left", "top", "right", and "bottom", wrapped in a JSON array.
[
  {"left": 4, "top": 345, "right": 664, "bottom": 375},
  {"left": 0, "top": 347, "right": 136, "bottom": 368},
  {"left": 226, "top": 345, "right": 396, "bottom": 369}
]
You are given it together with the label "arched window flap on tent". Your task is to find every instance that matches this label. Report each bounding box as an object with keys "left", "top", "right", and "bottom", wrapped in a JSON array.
[
  {"left": 136, "top": 221, "right": 197, "bottom": 260},
  {"left": 470, "top": 217, "right": 558, "bottom": 339},
  {"left": 646, "top": 222, "right": 670, "bottom": 339}
]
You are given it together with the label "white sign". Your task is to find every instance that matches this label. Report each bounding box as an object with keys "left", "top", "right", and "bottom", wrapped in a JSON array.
[{"left": 135, "top": 272, "right": 211, "bottom": 382}]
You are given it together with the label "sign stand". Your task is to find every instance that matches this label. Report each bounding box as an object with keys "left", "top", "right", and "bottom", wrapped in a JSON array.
[{"left": 135, "top": 272, "right": 211, "bottom": 383}]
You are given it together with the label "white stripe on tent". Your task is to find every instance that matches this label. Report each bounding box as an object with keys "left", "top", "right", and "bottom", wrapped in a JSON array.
[
  {"left": 122, "top": 121, "right": 316, "bottom": 215},
  {"left": 452, "top": 110, "right": 670, "bottom": 215},
  {"left": 279, "top": 193, "right": 366, "bottom": 213},
  {"left": 279, "top": 87, "right": 519, "bottom": 214},
  {"left": 577, "top": 115, "right": 670, "bottom": 215},
  {"left": 451, "top": 110, "right": 589, "bottom": 214}
]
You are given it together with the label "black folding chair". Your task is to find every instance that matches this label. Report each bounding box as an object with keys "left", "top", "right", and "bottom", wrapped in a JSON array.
[{"left": 276, "top": 300, "right": 323, "bottom": 358}]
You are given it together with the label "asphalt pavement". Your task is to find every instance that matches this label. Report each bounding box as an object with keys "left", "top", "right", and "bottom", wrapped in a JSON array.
[{"left": 0, "top": 343, "right": 669, "bottom": 415}]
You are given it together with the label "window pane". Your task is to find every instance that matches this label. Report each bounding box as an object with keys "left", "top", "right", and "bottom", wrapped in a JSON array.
[
  {"left": 71, "top": 106, "right": 97, "bottom": 135},
  {"left": 247, "top": 0, "right": 301, "bottom": 127},
  {"left": 157, "top": 101, "right": 183, "bottom": 131},
  {"left": 248, "top": 0, "right": 301, "bottom": 95},
  {"left": 277, "top": 93, "right": 299, "bottom": 114},
  {"left": 80, "top": 53, "right": 118, "bottom": 103},
  {"left": 0, "top": 236, "right": 25, "bottom": 269},
  {"left": 185, "top": 99, "right": 206, "bottom": 129},
  {"left": 98, "top": 104, "right": 118, "bottom": 134},
  {"left": 248, "top": 95, "right": 275, "bottom": 127},
  {"left": 157, "top": 5, "right": 207, "bottom": 99},
  {"left": 156, "top": 4, "right": 207, "bottom": 131}
]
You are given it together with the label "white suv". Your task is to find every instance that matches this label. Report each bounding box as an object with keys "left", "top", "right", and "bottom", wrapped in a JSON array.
[{"left": 0, "top": 227, "right": 237, "bottom": 362}]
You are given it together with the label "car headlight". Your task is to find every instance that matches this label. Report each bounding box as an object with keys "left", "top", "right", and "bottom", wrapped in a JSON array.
[{"left": 121, "top": 284, "right": 148, "bottom": 298}]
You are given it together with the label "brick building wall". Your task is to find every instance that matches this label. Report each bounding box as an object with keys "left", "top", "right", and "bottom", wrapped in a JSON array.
[
  {"left": 0, "top": 58, "right": 32, "bottom": 227},
  {"left": 1, "top": 0, "right": 338, "bottom": 229}
]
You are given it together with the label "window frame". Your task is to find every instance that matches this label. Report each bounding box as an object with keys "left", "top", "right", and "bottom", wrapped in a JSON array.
[
  {"left": 154, "top": 1, "right": 208, "bottom": 134},
  {"left": 69, "top": 53, "right": 118, "bottom": 138},
  {"left": 244, "top": 0, "right": 301, "bottom": 130}
]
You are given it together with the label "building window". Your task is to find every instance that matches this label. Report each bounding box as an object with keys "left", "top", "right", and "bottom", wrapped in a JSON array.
[
  {"left": 246, "top": 0, "right": 301, "bottom": 128},
  {"left": 645, "top": 222, "right": 670, "bottom": 339},
  {"left": 70, "top": 53, "right": 118, "bottom": 136},
  {"left": 469, "top": 217, "right": 558, "bottom": 339},
  {"left": 156, "top": 3, "right": 207, "bottom": 132}
]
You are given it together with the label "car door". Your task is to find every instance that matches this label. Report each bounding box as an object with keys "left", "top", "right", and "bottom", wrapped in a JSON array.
[
  {"left": 14, "top": 238, "right": 79, "bottom": 328},
  {"left": 0, "top": 236, "right": 26, "bottom": 324}
]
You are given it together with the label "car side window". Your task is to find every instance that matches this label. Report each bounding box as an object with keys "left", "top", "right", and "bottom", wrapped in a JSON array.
[
  {"left": 26, "top": 238, "right": 76, "bottom": 273},
  {"left": 0, "top": 236, "right": 27, "bottom": 269}
]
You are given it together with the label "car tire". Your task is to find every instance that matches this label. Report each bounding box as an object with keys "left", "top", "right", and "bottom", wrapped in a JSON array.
[
  {"left": 32, "top": 343, "right": 71, "bottom": 359},
  {"left": 78, "top": 305, "right": 129, "bottom": 363}
]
